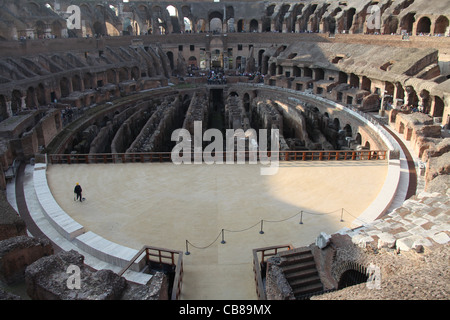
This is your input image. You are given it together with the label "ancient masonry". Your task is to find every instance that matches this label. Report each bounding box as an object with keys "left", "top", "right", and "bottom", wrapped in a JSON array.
[{"left": 0, "top": 0, "right": 449, "bottom": 300}]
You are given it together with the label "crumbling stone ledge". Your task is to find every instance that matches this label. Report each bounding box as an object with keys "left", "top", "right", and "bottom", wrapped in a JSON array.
[{"left": 25, "top": 250, "right": 168, "bottom": 300}]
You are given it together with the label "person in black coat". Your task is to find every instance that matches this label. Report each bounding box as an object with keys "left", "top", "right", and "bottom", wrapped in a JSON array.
[{"left": 74, "top": 183, "right": 83, "bottom": 202}]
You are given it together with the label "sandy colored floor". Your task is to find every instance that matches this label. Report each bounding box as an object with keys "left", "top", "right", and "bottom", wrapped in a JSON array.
[{"left": 46, "top": 160, "right": 387, "bottom": 299}]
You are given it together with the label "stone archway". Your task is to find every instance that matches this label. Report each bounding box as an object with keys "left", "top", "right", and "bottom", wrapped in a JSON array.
[
  {"left": 416, "top": 16, "right": 431, "bottom": 34},
  {"left": 434, "top": 15, "right": 449, "bottom": 35}
]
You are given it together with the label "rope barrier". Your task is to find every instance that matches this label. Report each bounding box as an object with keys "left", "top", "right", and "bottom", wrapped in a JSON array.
[{"left": 184, "top": 207, "right": 358, "bottom": 255}]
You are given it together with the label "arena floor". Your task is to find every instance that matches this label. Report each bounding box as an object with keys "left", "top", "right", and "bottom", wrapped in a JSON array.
[{"left": 46, "top": 161, "right": 388, "bottom": 299}]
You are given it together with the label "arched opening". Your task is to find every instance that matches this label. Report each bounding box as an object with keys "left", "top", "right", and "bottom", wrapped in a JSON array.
[
  {"left": 60, "top": 77, "right": 71, "bottom": 98},
  {"left": 211, "top": 49, "right": 222, "bottom": 68},
  {"left": 345, "top": 8, "right": 356, "bottom": 32},
  {"left": 383, "top": 16, "right": 399, "bottom": 34},
  {"left": 355, "top": 133, "right": 362, "bottom": 145},
  {"left": 420, "top": 90, "right": 431, "bottom": 113},
  {"left": 11, "top": 90, "right": 22, "bottom": 114},
  {"left": 323, "top": 17, "right": 336, "bottom": 34},
  {"left": 237, "top": 20, "right": 244, "bottom": 32},
  {"left": 166, "top": 52, "right": 174, "bottom": 70},
  {"left": 407, "top": 87, "right": 419, "bottom": 108},
  {"left": 37, "top": 83, "right": 46, "bottom": 105},
  {"left": 72, "top": 75, "right": 82, "bottom": 92},
  {"left": 258, "top": 50, "right": 265, "bottom": 72},
  {"left": 0, "top": 95, "right": 8, "bottom": 121},
  {"left": 433, "top": 96, "right": 445, "bottom": 118},
  {"left": 123, "top": 18, "right": 133, "bottom": 35},
  {"left": 197, "top": 19, "right": 207, "bottom": 33},
  {"left": 338, "top": 269, "right": 368, "bottom": 290},
  {"left": 118, "top": 68, "right": 129, "bottom": 82},
  {"left": 339, "top": 72, "right": 348, "bottom": 84},
  {"left": 184, "top": 17, "right": 192, "bottom": 32},
  {"left": 262, "top": 17, "right": 271, "bottom": 32},
  {"left": 399, "top": 122, "right": 405, "bottom": 134},
  {"left": 400, "top": 12, "right": 415, "bottom": 34},
  {"left": 269, "top": 62, "right": 276, "bottom": 76},
  {"left": 349, "top": 73, "right": 359, "bottom": 88},
  {"left": 210, "top": 17, "right": 222, "bottom": 33},
  {"left": 84, "top": 73, "right": 94, "bottom": 89},
  {"left": 243, "top": 93, "right": 250, "bottom": 113},
  {"left": 35, "top": 21, "right": 46, "bottom": 39},
  {"left": 51, "top": 20, "right": 63, "bottom": 38},
  {"left": 131, "top": 67, "right": 140, "bottom": 80},
  {"left": 166, "top": 5, "right": 178, "bottom": 17},
  {"left": 364, "top": 141, "right": 371, "bottom": 150},
  {"left": 93, "top": 21, "right": 105, "bottom": 36},
  {"left": 106, "top": 69, "right": 116, "bottom": 84},
  {"left": 434, "top": 16, "right": 449, "bottom": 35},
  {"left": 416, "top": 17, "right": 431, "bottom": 34},
  {"left": 314, "top": 68, "right": 324, "bottom": 81},
  {"left": 304, "top": 67, "right": 312, "bottom": 78},
  {"left": 344, "top": 124, "right": 352, "bottom": 137},
  {"left": 361, "top": 76, "right": 371, "bottom": 92},
  {"left": 250, "top": 19, "right": 259, "bottom": 32},
  {"left": 26, "top": 87, "right": 36, "bottom": 108},
  {"left": 188, "top": 56, "right": 197, "bottom": 69},
  {"left": 333, "top": 118, "right": 340, "bottom": 130}
]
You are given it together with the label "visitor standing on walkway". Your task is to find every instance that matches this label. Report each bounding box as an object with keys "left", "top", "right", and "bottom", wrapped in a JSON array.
[{"left": 74, "top": 183, "right": 83, "bottom": 202}]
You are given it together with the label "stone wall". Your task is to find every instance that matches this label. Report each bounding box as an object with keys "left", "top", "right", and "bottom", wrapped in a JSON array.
[
  {"left": 0, "top": 236, "right": 53, "bottom": 284},
  {"left": 0, "top": 192, "right": 26, "bottom": 242},
  {"left": 25, "top": 249, "right": 168, "bottom": 300},
  {"left": 127, "top": 95, "right": 185, "bottom": 153}
]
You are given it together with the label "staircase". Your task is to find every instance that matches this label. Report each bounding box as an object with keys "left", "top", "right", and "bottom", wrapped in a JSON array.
[{"left": 278, "top": 248, "right": 323, "bottom": 299}]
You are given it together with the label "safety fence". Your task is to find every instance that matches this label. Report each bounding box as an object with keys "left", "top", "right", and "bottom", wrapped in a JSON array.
[
  {"left": 46, "top": 150, "right": 387, "bottom": 164},
  {"left": 184, "top": 208, "right": 368, "bottom": 256},
  {"left": 118, "top": 245, "right": 184, "bottom": 300}
]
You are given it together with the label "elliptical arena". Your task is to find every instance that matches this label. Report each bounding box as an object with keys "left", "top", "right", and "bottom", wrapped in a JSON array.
[{"left": 0, "top": 0, "right": 449, "bottom": 301}]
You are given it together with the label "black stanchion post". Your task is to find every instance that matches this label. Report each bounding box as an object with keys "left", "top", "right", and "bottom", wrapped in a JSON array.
[
  {"left": 299, "top": 210, "right": 303, "bottom": 224},
  {"left": 185, "top": 240, "right": 190, "bottom": 255},
  {"left": 259, "top": 220, "right": 264, "bottom": 234},
  {"left": 221, "top": 229, "right": 226, "bottom": 244},
  {"left": 340, "top": 208, "right": 344, "bottom": 222}
]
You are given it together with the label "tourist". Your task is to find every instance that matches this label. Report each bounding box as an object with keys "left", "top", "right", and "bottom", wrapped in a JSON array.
[{"left": 74, "top": 183, "right": 83, "bottom": 202}]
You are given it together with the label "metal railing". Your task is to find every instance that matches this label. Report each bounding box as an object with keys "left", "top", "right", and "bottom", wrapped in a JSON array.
[
  {"left": 118, "top": 245, "right": 184, "bottom": 300},
  {"left": 252, "top": 244, "right": 293, "bottom": 300},
  {"left": 47, "top": 149, "right": 387, "bottom": 164}
]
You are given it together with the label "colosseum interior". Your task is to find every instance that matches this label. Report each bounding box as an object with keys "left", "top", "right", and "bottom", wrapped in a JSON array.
[{"left": 0, "top": 0, "right": 449, "bottom": 305}]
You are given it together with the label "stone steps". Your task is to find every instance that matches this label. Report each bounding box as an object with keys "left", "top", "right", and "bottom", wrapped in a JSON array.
[{"left": 279, "top": 248, "right": 323, "bottom": 299}]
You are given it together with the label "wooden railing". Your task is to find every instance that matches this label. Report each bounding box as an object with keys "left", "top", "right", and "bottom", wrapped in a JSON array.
[
  {"left": 47, "top": 150, "right": 387, "bottom": 164},
  {"left": 252, "top": 244, "right": 294, "bottom": 300},
  {"left": 119, "top": 245, "right": 184, "bottom": 300}
]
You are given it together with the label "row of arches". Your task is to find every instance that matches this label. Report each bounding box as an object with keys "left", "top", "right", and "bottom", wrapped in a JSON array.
[
  {"left": 391, "top": 14, "right": 449, "bottom": 35},
  {"left": 7, "top": 2, "right": 450, "bottom": 39},
  {"left": 0, "top": 66, "right": 142, "bottom": 120},
  {"left": 266, "top": 60, "right": 446, "bottom": 120},
  {"left": 228, "top": 88, "right": 375, "bottom": 151}
]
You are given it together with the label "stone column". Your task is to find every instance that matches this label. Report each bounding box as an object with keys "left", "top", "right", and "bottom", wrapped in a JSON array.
[
  {"left": 379, "top": 83, "right": 387, "bottom": 116},
  {"left": 21, "top": 96, "right": 26, "bottom": 111},
  {"left": 6, "top": 101, "right": 12, "bottom": 117}
]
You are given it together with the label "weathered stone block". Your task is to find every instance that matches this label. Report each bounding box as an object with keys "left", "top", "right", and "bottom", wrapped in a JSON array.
[
  {"left": 25, "top": 250, "right": 127, "bottom": 300},
  {"left": 315, "top": 232, "right": 331, "bottom": 249},
  {"left": 0, "top": 235, "right": 53, "bottom": 284},
  {"left": 0, "top": 192, "right": 27, "bottom": 241}
]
